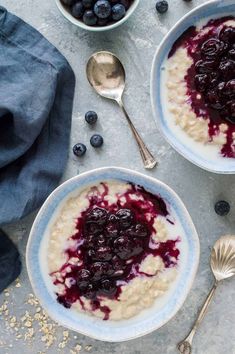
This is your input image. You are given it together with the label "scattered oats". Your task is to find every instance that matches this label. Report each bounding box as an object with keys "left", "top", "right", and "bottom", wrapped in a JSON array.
[
  {"left": 36, "top": 307, "right": 41, "bottom": 313},
  {"left": 58, "top": 341, "right": 66, "bottom": 349},
  {"left": 15, "top": 279, "right": 21, "bottom": 288},
  {"left": 16, "top": 334, "right": 22, "bottom": 339},
  {"left": 4, "top": 292, "right": 9, "bottom": 297},
  {"left": 85, "top": 345, "right": 92, "bottom": 351},
  {"left": 25, "top": 321, "right": 32, "bottom": 328},
  {"left": 74, "top": 344, "right": 82, "bottom": 352},
  {"left": 63, "top": 330, "right": 69, "bottom": 338}
]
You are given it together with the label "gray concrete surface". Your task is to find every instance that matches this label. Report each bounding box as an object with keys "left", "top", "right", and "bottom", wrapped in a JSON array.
[{"left": 0, "top": 0, "right": 235, "bottom": 353}]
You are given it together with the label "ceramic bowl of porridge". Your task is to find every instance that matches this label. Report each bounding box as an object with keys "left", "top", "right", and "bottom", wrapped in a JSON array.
[
  {"left": 151, "top": 0, "right": 235, "bottom": 173},
  {"left": 26, "top": 167, "right": 199, "bottom": 342}
]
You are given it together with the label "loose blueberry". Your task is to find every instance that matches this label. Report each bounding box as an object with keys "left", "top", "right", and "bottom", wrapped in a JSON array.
[
  {"left": 112, "top": 4, "right": 126, "bottom": 21},
  {"left": 90, "top": 134, "right": 104, "bottom": 148},
  {"left": 100, "top": 279, "right": 116, "bottom": 296},
  {"left": 82, "top": 0, "right": 94, "bottom": 8},
  {"left": 94, "top": 0, "right": 112, "bottom": 19},
  {"left": 71, "top": 2, "right": 84, "bottom": 18},
  {"left": 214, "top": 200, "right": 230, "bottom": 216},
  {"left": 83, "top": 10, "right": 97, "bottom": 26},
  {"left": 73, "top": 143, "right": 87, "bottom": 157},
  {"left": 156, "top": 0, "right": 168, "bottom": 14},
  {"left": 61, "top": 0, "right": 75, "bottom": 6},
  {"left": 85, "top": 111, "right": 98, "bottom": 125}
]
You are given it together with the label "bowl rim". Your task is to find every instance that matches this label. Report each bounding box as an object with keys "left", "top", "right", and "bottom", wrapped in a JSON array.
[
  {"left": 26, "top": 166, "right": 200, "bottom": 342},
  {"left": 150, "top": 0, "right": 235, "bottom": 174},
  {"left": 55, "top": 0, "right": 140, "bottom": 32}
]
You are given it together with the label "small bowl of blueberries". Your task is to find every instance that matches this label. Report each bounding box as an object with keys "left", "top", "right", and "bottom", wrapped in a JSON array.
[{"left": 56, "top": 0, "right": 139, "bottom": 31}]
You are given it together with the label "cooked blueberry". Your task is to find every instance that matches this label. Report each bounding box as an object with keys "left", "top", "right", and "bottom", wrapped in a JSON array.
[
  {"left": 105, "top": 214, "right": 119, "bottom": 237},
  {"left": 201, "top": 39, "right": 227, "bottom": 59},
  {"left": 85, "top": 222, "right": 102, "bottom": 236},
  {"left": 219, "top": 59, "right": 235, "bottom": 80},
  {"left": 85, "top": 207, "right": 108, "bottom": 225},
  {"left": 97, "top": 234, "right": 107, "bottom": 246},
  {"left": 83, "top": 10, "right": 97, "bottom": 26},
  {"left": 223, "top": 80, "right": 235, "bottom": 98},
  {"left": 94, "top": 246, "right": 113, "bottom": 261},
  {"left": 0, "top": 229, "right": 21, "bottom": 293},
  {"left": 77, "top": 269, "right": 91, "bottom": 289},
  {"left": 205, "top": 90, "right": 224, "bottom": 110},
  {"left": 94, "top": 0, "right": 111, "bottom": 19},
  {"left": 82, "top": 283, "right": 96, "bottom": 299},
  {"left": 219, "top": 27, "right": 235, "bottom": 44},
  {"left": 71, "top": 2, "right": 84, "bottom": 18},
  {"left": 195, "top": 59, "right": 217, "bottom": 74},
  {"left": 128, "top": 223, "right": 148, "bottom": 238},
  {"left": 100, "top": 279, "right": 116, "bottom": 296},
  {"left": 113, "top": 235, "right": 133, "bottom": 260},
  {"left": 82, "top": 0, "right": 94, "bottom": 8},
  {"left": 85, "top": 111, "right": 98, "bottom": 125},
  {"left": 83, "top": 234, "right": 96, "bottom": 248},
  {"left": 228, "top": 48, "right": 235, "bottom": 60},
  {"left": 116, "top": 208, "right": 134, "bottom": 228},
  {"left": 90, "top": 134, "right": 103, "bottom": 148},
  {"left": 214, "top": 200, "right": 230, "bottom": 216},
  {"left": 73, "top": 143, "right": 86, "bottom": 157},
  {"left": 156, "top": 0, "right": 168, "bottom": 14},
  {"left": 112, "top": 4, "right": 126, "bottom": 21},
  {"left": 194, "top": 74, "right": 209, "bottom": 92},
  {"left": 57, "top": 296, "right": 71, "bottom": 308},
  {"left": 91, "top": 262, "right": 113, "bottom": 280},
  {"left": 131, "top": 238, "right": 144, "bottom": 257}
]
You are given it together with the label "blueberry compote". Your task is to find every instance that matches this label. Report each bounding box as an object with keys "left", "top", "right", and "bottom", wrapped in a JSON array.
[
  {"left": 52, "top": 182, "right": 180, "bottom": 320},
  {"left": 169, "top": 17, "right": 235, "bottom": 157}
]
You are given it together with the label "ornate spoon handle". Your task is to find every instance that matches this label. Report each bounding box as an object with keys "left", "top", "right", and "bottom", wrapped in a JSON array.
[
  {"left": 178, "top": 281, "right": 218, "bottom": 354},
  {"left": 117, "top": 99, "right": 157, "bottom": 170}
]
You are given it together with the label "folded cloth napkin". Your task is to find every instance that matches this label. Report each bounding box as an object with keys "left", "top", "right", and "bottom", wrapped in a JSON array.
[
  {"left": 0, "top": 7, "right": 75, "bottom": 225},
  {"left": 0, "top": 229, "right": 21, "bottom": 293}
]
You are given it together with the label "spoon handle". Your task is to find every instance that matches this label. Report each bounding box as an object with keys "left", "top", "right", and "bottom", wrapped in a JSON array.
[
  {"left": 117, "top": 99, "right": 157, "bottom": 169},
  {"left": 178, "top": 281, "right": 218, "bottom": 354}
]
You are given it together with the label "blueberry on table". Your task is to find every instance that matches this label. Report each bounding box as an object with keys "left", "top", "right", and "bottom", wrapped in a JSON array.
[
  {"left": 73, "top": 143, "right": 87, "bottom": 157},
  {"left": 83, "top": 10, "right": 97, "bottom": 26},
  {"left": 156, "top": 0, "right": 168, "bottom": 14},
  {"left": 0, "top": 229, "right": 21, "bottom": 293},
  {"left": 112, "top": 4, "right": 126, "bottom": 21},
  {"left": 214, "top": 200, "right": 230, "bottom": 216},
  {"left": 85, "top": 111, "right": 98, "bottom": 125},
  {"left": 71, "top": 2, "right": 84, "bottom": 18},
  {"left": 94, "top": 0, "right": 112, "bottom": 19},
  {"left": 90, "top": 134, "right": 104, "bottom": 147}
]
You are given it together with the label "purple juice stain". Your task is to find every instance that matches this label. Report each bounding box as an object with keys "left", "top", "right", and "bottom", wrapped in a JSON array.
[
  {"left": 168, "top": 17, "right": 235, "bottom": 157},
  {"left": 51, "top": 182, "right": 180, "bottom": 320}
]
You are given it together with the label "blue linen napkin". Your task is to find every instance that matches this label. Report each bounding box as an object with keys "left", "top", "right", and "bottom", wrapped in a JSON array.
[{"left": 0, "top": 7, "right": 75, "bottom": 225}]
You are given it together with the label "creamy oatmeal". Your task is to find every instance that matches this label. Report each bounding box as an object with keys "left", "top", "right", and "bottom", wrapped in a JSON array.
[
  {"left": 164, "top": 17, "right": 235, "bottom": 157},
  {"left": 46, "top": 181, "right": 181, "bottom": 320}
]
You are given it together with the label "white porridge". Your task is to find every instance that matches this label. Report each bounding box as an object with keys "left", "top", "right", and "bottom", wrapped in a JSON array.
[
  {"left": 163, "top": 17, "right": 235, "bottom": 158},
  {"left": 43, "top": 180, "right": 182, "bottom": 320}
]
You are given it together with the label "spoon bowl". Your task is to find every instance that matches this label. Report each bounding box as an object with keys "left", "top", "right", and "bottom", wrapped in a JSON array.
[
  {"left": 86, "top": 51, "right": 157, "bottom": 169},
  {"left": 211, "top": 235, "right": 235, "bottom": 281},
  {"left": 178, "top": 234, "right": 235, "bottom": 354},
  {"left": 86, "top": 51, "right": 125, "bottom": 101}
]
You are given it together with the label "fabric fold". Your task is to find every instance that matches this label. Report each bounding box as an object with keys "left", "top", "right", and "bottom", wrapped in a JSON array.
[{"left": 0, "top": 7, "right": 75, "bottom": 224}]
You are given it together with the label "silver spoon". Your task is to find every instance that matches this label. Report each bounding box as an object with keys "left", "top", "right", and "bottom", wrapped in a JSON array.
[
  {"left": 178, "top": 235, "right": 235, "bottom": 354},
  {"left": 86, "top": 51, "right": 157, "bottom": 169}
]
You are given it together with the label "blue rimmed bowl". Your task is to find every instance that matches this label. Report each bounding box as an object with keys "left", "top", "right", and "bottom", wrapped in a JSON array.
[
  {"left": 151, "top": 0, "right": 235, "bottom": 174},
  {"left": 26, "top": 167, "right": 199, "bottom": 342}
]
